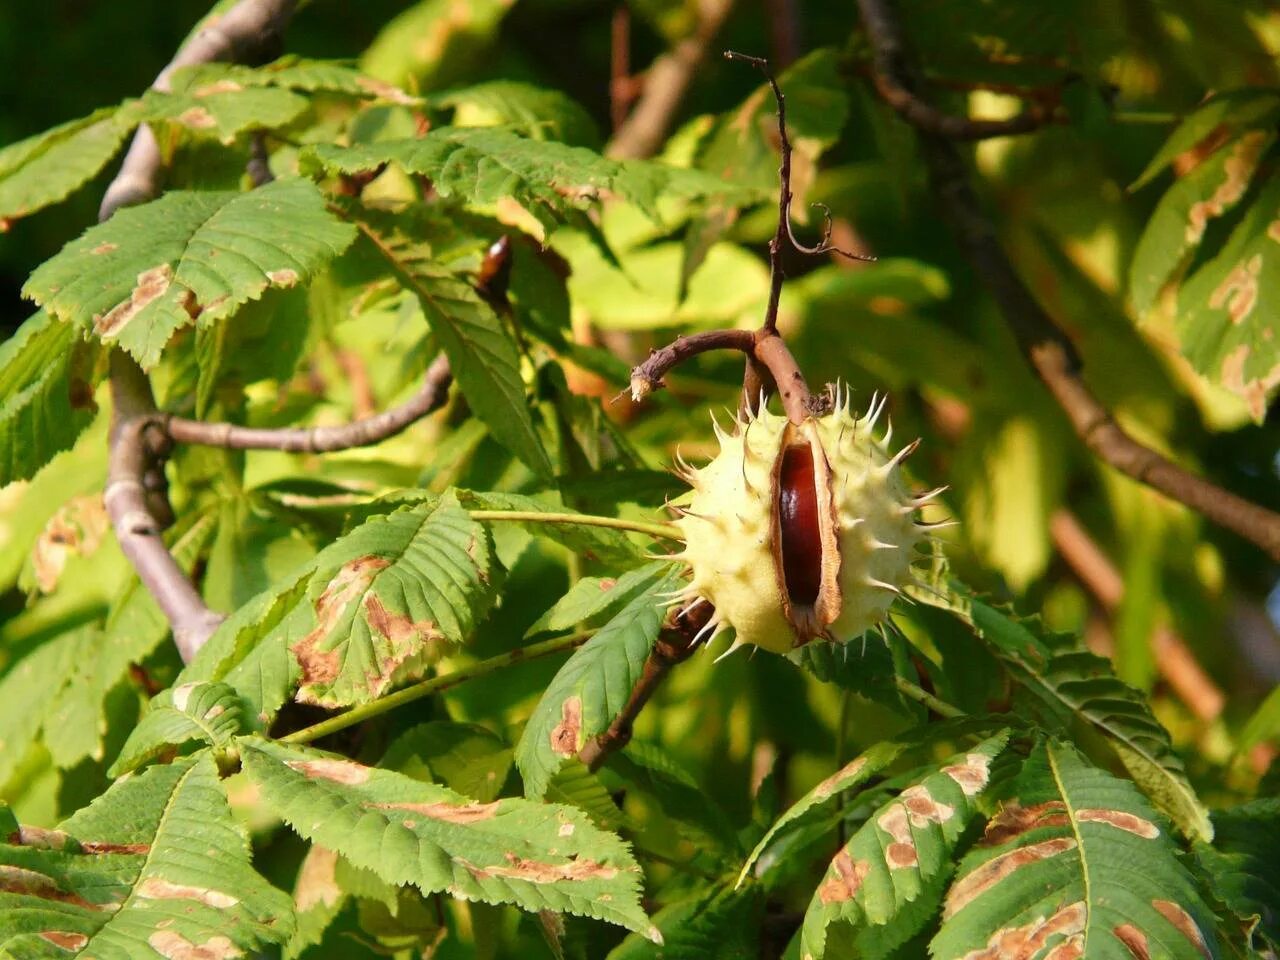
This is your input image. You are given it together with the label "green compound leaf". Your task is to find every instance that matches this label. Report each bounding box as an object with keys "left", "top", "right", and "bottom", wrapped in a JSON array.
[
  {"left": 0, "top": 104, "right": 140, "bottom": 224},
  {"left": 238, "top": 737, "right": 660, "bottom": 942},
  {"left": 110, "top": 681, "right": 253, "bottom": 777},
  {"left": 1195, "top": 798, "right": 1280, "bottom": 950},
  {"left": 526, "top": 562, "right": 677, "bottom": 637},
  {"left": 353, "top": 212, "right": 554, "bottom": 478},
  {"left": 799, "top": 733, "right": 1009, "bottom": 960},
  {"left": 0, "top": 311, "right": 99, "bottom": 486},
  {"left": 515, "top": 563, "right": 683, "bottom": 800},
  {"left": 925, "top": 584, "right": 1213, "bottom": 843},
  {"left": 303, "top": 127, "right": 740, "bottom": 234},
  {"left": 1177, "top": 175, "right": 1280, "bottom": 421},
  {"left": 138, "top": 82, "right": 308, "bottom": 145},
  {"left": 931, "top": 740, "right": 1218, "bottom": 960},
  {"left": 428, "top": 80, "right": 601, "bottom": 147},
  {"left": 0, "top": 753, "right": 293, "bottom": 958},
  {"left": 24, "top": 177, "right": 356, "bottom": 368}
]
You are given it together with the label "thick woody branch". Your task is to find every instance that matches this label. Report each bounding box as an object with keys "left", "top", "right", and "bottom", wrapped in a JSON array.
[
  {"left": 856, "top": 0, "right": 1280, "bottom": 561},
  {"left": 107, "top": 355, "right": 225, "bottom": 662},
  {"left": 855, "top": 2, "right": 1059, "bottom": 141},
  {"left": 606, "top": 0, "right": 737, "bottom": 160},
  {"left": 100, "top": 0, "right": 297, "bottom": 221},
  {"left": 1050, "top": 511, "right": 1225, "bottom": 722},
  {"left": 578, "top": 602, "right": 712, "bottom": 770},
  {"left": 167, "top": 353, "right": 452, "bottom": 451}
]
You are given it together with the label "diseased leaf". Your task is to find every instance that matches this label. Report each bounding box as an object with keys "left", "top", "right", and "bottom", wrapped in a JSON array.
[
  {"left": 238, "top": 737, "right": 660, "bottom": 941},
  {"left": 1129, "top": 129, "right": 1274, "bottom": 314},
  {"left": 924, "top": 584, "right": 1213, "bottom": 842},
  {"left": 303, "top": 128, "right": 740, "bottom": 236},
  {"left": 0, "top": 104, "right": 139, "bottom": 224},
  {"left": 360, "top": 0, "right": 515, "bottom": 89},
  {"left": 352, "top": 212, "right": 554, "bottom": 477},
  {"left": 110, "top": 681, "right": 253, "bottom": 777},
  {"left": 0, "top": 754, "right": 293, "bottom": 957},
  {"left": 381, "top": 721, "right": 514, "bottom": 803},
  {"left": 172, "top": 57, "right": 419, "bottom": 102},
  {"left": 515, "top": 563, "right": 683, "bottom": 799},
  {"left": 799, "top": 733, "right": 1009, "bottom": 960},
  {"left": 0, "top": 311, "right": 99, "bottom": 486},
  {"left": 140, "top": 82, "right": 309, "bottom": 145},
  {"left": 24, "top": 177, "right": 356, "bottom": 368},
  {"left": 1130, "top": 90, "right": 1280, "bottom": 191},
  {"left": 1195, "top": 798, "right": 1280, "bottom": 950},
  {"left": 932, "top": 740, "right": 1218, "bottom": 960},
  {"left": 1177, "top": 175, "right": 1280, "bottom": 421}
]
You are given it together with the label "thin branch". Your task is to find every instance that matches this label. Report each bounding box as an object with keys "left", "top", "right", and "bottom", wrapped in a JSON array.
[
  {"left": 106, "top": 355, "right": 225, "bottom": 663},
  {"left": 609, "top": 4, "right": 635, "bottom": 133},
  {"left": 607, "top": 0, "right": 738, "bottom": 160},
  {"left": 853, "top": 10, "right": 1060, "bottom": 141},
  {"left": 629, "top": 328, "right": 756, "bottom": 403},
  {"left": 893, "top": 674, "right": 965, "bottom": 719},
  {"left": 282, "top": 630, "right": 594, "bottom": 745},
  {"left": 466, "top": 511, "right": 684, "bottom": 542},
  {"left": 577, "top": 601, "right": 713, "bottom": 770},
  {"left": 1050, "top": 510, "right": 1225, "bottom": 722},
  {"left": 725, "top": 51, "right": 873, "bottom": 337},
  {"left": 167, "top": 353, "right": 453, "bottom": 451},
  {"left": 855, "top": 0, "right": 1280, "bottom": 562}
]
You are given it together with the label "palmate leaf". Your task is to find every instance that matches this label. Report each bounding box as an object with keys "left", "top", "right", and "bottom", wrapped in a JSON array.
[
  {"left": 24, "top": 177, "right": 356, "bottom": 368},
  {"left": 1177, "top": 174, "right": 1280, "bottom": 421},
  {"left": 428, "top": 80, "right": 601, "bottom": 147},
  {"left": 932, "top": 740, "right": 1218, "bottom": 960},
  {"left": 923, "top": 584, "right": 1213, "bottom": 842},
  {"left": 110, "top": 681, "right": 253, "bottom": 777},
  {"left": 352, "top": 211, "right": 554, "bottom": 478},
  {"left": 0, "top": 311, "right": 98, "bottom": 486},
  {"left": 303, "top": 127, "right": 740, "bottom": 235},
  {"left": 799, "top": 732, "right": 1010, "bottom": 960},
  {"left": 237, "top": 737, "right": 661, "bottom": 942},
  {"left": 0, "top": 753, "right": 292, "bottom": 958},
  {"left": 0, "top": 104, "right": 140, "bottom": 225},
  {"left": 1195, "top": 798, "right": 1280, "bottom": 949},
  {"left": 196, "top": 494, "right": 499, "bottom": 713},
  {"left": 515, "top": 563, "right": 683, "bottom": 799}
]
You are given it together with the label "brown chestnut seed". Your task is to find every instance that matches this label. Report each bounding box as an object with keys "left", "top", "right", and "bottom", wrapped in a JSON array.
[{"left": 673, "top": 395, "right": 935, "bottom": 657}]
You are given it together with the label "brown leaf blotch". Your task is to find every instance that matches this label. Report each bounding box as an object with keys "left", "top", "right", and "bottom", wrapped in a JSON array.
[
  {"left": 818, "top": 850, "right": 869, "bottom": 904},
  {"left": 942, "top": 752, "right": 993, "bottom": 797},
  {"left": 1185, "top": 131, "right": 1269, "bottom": 244},
  {"left": 286, "top": 757, "right": 372, "bottom": 785},
  {"left": 549, "top": 696, "right": 583, "bottom": 757},
  {"left": 12, "top": 825, "right": 72, "bottom": 849},
  {"left": 137, "top": 877, "right": 238, "bottom": 908},
  {"left": 371, "top": 800, "right": 499, "bottom": 824},
  {"left": 944, "top": 838, "right": 1077, "bottom": 919},
  {"left": 1208, "top": 253, "right": 1262, "bottom": 325},
  {"left": 1042, "top": 936, "right": 1085, "bottom": 960},
  {"left": 814, "top": 757, "right": 867, "bottom": 800},
  {"left": 291, "top": 555, "right": 390, "bottom": 690},
  {"left": 31, "top": 494, "right": 109, "bottom": 593},
  {"left": 1076, "top": 808, "right": 1159, "bottom": 839},
  {"left": 900, "top": 784, "right": 955, "bottom": 826},
  {"left": 267, "top": 268, "right": 300, "bottom": 287},
  {"left": 91, "top": 242, "right": 118, "bottom": 255},
  {"left": 175, "top": 106, "right": 218, "bottom": 130},
  {"left": 460, "top": 851, "right": 618, "bottom": 884},
  {"left": 1152, "top": 900, "right": 1211, "bottom": 959},
  {"left": 0, "top": 865, "right": 98, "bottom": 909},
  {"left": 1221, "top": 345, "right": 1280, "bottom": 421},
  {"left": 193, "top": 80, "right": 243, "bottom": 96},
  {"left": 957, "top": 901, "right": 1085, "bottom": 960},
  {"left": 981, "top": 800, "right": 1069, "bottom": 846},
  {"left": 148, "top": 930, "right": 243, "bottom": 960},
  {"left": 294, "top": 846, "right": 341, "bottom": 912},
  {"left": 95, "top": 263, "right": 174, "bottom": 337},
  {"left": 39, "top": 931, "right": 89, "bottom": 951},
  {"left": 886, "top": 842, "right": 919, "bottom": 869},
  {"left": 1114, "top": 923, "right": 1151, "bottom": 960}
]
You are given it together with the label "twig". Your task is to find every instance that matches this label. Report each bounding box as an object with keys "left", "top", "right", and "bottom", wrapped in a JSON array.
[
  {"left": 106, "top": 355, "right": 225, "bottom": 663},
  {"left": 893, "top": 674, "right": 965, "bottom": 719},
  {"left": 167, "top": 353, "right": 453, "bottom": 451},
  {"left": 577, "top": 601, "right": 713, "bottom": 770},
  {"left": 853, "top": 10, "right": 1060, "bottom": 141},
  {"left": 607, "top": 0, "right": 738, "bottom": 159},
  {"left": 855, "top": 0, "right": 1280, "bottom": 562},
  {"left": 763, "top": 0, "right": 801, "bottom": 69},
  {"left": 609, "top": 4, "right": 634, "bottom": 133},
  {"left": 246, "top": 132, "right": 274, "bottom": 187},
  {"left": 282, "top": 630, "right": 594, "bottom": 745},
  {"left": 466, "top": 511, "right": 684, "bottom": 542},
  {"left": 1050, "top": 510, "right": 1225, "bottom": 722},
  {"left": 725, "top": 51, "right": 874, "bottom": 337}
]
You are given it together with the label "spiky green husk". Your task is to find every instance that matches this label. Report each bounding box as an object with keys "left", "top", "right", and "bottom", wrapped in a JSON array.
[{"left": 674, "top": 397, "right": 931, "bottom": 655}]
